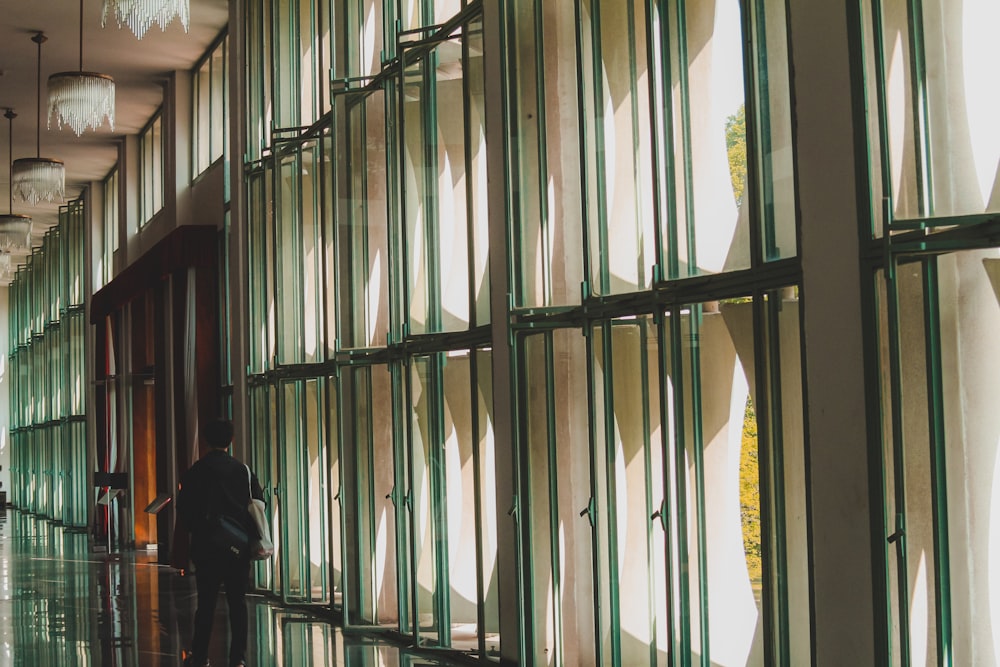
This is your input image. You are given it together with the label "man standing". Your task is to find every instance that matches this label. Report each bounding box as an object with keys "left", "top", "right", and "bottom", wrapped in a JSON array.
[{"left": 176, "top": 419, "right": 264, "bottom": 667}]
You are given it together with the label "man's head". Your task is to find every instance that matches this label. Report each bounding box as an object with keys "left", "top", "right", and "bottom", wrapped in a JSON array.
[{"left": 203, "top": 419, "right": 234, "bottom": 450}]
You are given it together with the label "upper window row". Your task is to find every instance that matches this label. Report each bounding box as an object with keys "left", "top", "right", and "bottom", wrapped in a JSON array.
[
  {"left": 863, "top": 0, "right": 1000, "bottom": 232},
  {"left": 193, "top": 34, "right": 229, "bottom": 177}
]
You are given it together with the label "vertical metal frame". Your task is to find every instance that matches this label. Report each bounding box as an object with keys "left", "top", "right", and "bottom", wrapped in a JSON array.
[
  {"left": 248, "top": 382, "right": 276, "bottom": 591},
  {"left": 671, "top": 0, "right": 697, "bottom": 278},
  {"left": 326, "top": 370, "right": 346, "bottom": 613},
  {"left": 572, "top": 0, "right": 606, "bottom": 296},
  {"left": 920, "top": 259, "right": 951, "bottom": 663},
  {"left": 469, "top": 346, "right": 496, "bottom": 660},
  {"left": 390, "top": 358, "right": 411, "bottom": 634},
  {"left": 753, "top": 289, "right": 789, "bottom": 665},
  {"left": 578, "top": 320, "right": 605, "bottom": 662},
  {"left": 644, "top": 0, "right": 677, "bottom": 282}
]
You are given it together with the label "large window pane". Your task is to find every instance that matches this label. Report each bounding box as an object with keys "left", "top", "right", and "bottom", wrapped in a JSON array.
[
  {"left": 336, "top": 88, "right": 390, "bottom": 350},
  {"left": 342, "top": 365, "right": 399, "bottom": 628},
  {"left": 273, "top": 0, "right": 320, "bottom": 128},
  {"left": 278, "top": 379, "right": 328, "bottom": 603},
  {"left": 400, "top": 21, "right": 487, "bottom": 335},
  {"left": 591, "top": 318, "right": 666, "bottom": 665},
  {"left": 521, "top": 328, "right": 597, "bottom": 665},
  {"left": 749, "top": 0, "right": 795, "bottom": 261},
  {"left": 578, "top": 0, "right": 656, "bottom": 296},
  {"left": 879, "top": 249, "right": 1000, "bottom": 665},
  {"left": 869, "top": 0, "right": 1000, "bottom": 222},
  {"left": 675, "top": 0, "right": 750, "bottom": 275},
  {"left": 274, "top": 142, "right": 324, "bottom": 365}
]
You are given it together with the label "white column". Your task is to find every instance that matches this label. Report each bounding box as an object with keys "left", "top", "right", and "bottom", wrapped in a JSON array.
[{"left": 788, "top": 0, "right": 879, "bottom": 663}]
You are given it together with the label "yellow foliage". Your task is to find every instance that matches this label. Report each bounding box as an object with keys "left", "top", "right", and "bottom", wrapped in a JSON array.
[{"left": 740, "top": 396, "right": 762, "bottom": 584}]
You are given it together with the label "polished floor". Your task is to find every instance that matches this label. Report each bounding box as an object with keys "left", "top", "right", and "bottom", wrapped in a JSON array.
[{"left": 0, "top": 509, "right": 462, "bottom": 666}]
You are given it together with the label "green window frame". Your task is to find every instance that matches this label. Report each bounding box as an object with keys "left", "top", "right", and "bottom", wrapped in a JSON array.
[{"left": 5, "top": 198, "right": 88, "bottom": 527}]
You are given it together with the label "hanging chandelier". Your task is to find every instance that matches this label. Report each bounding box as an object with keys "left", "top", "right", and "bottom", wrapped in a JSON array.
[
  {"left": 0, "top": 109, "right": 33, "bottom": 253},
  {"left": 49, "top": 0, "right": 116, "bottom": 135},
  {"left": 102, "top": 0, "right": 190, "bottom": 39},
  {"left": 12, "top": 33, "right": 66, "bottom": 206}
]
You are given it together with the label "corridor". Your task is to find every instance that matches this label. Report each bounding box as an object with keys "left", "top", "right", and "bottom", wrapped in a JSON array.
[{"left": 0, "top": 509, "right": 458, "bottom": 666}]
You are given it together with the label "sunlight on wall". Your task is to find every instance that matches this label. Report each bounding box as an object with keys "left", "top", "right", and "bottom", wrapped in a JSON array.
[
  {"left": 363, "top": 3, "right": 377, "bottom": 76},
  {"left": 886, "top": 33, "right": 907, "bottom": 215},
  {"left": 304, "top": 245, "right": 317, "bottom": 360},
  {"left": 910, "top": 553, "right": 930, "bottom": 666},
  {"left": 376, "top": 510, "right": 388, "bottom": 598},
  {"left": 961, "top": 1, "right": 1000, "bottom": 209},
  {"left": 710, "top": 363, "right": 759, "bottom": 666},
  {"left": 368, "top": 249, "right": 382, "bottom": 343},
  {"left": 989, "top": 436, "right": 1000, "bottom": 667}
]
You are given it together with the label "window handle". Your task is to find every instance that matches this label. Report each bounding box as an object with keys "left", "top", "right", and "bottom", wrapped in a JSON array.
[
  {"left": 651, "top": 499, "right": 667, "bottom": 530},
  {"left": 579, "top": 497, "right": 596, "bottom": 526}
]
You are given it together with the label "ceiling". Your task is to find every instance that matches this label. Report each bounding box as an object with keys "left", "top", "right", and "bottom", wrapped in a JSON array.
[{"left": 0, "top": 0, "right": 229, "bottom": 276}]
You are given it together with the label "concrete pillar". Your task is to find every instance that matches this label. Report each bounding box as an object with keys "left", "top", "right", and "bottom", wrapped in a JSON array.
[
  {"left": 482, "top": 0, "right": 520, "bottom": 662},
  {"left": 787, "top": 0, "right": 878, "bottom": 663}
]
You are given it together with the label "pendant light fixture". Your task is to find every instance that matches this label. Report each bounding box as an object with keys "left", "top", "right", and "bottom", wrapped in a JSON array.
[
  {"left": 0, "top": 109, "right": 33, "bottom": 253},
  {"left": 12, "top": 32, "right": 66, "bottom": 206},
  {"left": 102, "top": 0, "right": 190, "bottom": 40},
  {"left": 49, "top": 0, "right": 116, "bottom": 135}
]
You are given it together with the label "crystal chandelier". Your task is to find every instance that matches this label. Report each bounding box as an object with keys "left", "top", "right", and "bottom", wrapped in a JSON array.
[
  {"left": 12, "top": 33, "right": 65, "bottom": 206},
  {"left": 0, "top": 109, "right": 32, "bottom": 253},
  {"left": 49, "top": 0, "right": 116, "bottom": 135},
  {"left": 102, "top": 0, "right": 190, "bottom": 39}
]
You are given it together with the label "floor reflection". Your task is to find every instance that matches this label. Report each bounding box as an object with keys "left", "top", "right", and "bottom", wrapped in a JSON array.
[{"left": 0, "top": 510, "right": 461, "bottom": 666}]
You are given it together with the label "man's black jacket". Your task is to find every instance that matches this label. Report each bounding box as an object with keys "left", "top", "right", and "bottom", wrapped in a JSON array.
[{"left": 176, "top": 449, "right": 265, "bottom": 561}]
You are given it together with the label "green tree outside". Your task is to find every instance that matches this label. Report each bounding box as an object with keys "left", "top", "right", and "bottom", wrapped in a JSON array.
[
  {"left": 726, "top": 104, "right": 747, "bottom": 207},
  {"left": 740, "top": 397, "right": 762, "bottom": 589}
]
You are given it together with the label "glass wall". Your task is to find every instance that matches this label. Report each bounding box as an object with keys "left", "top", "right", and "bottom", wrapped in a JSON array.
[
  {"left": 862, "top": 0, "right": 1000, "bottom": 663},
  {"left": 7, "top": 200, "right": 88, "bottom": 528},
  {"left": 503, "top": 0, "right": 804, "bottom": 663},
  {"left": 244, "top": 0, "right": 802, "bottom": 664},
  {"left": 516, "top": 295, "right": 806, "bottom": 666}
]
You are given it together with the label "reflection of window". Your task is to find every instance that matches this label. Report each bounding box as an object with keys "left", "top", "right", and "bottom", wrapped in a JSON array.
[
  {"left": 193, "top": 33, "right": 229, "bottom": 177},
  {"left": 139, "top": 111, "right": 164, "bottom": 225}
]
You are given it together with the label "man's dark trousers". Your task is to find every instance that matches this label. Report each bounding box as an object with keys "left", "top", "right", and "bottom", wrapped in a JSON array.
[{"left": 191, "top": 554, "right": 251, "bottom": 665}]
